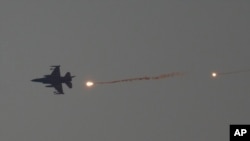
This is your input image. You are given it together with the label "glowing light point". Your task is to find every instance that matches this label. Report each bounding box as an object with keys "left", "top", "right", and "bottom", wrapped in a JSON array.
[
  {"left": 86, "top": 81, "right": 94, "bottom": 87},
  {"left": 212, "top": 72, "right": 217, "bottom": 78}
]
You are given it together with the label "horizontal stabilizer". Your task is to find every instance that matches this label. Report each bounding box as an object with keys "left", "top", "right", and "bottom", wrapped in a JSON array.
[{"left": 65, "top": 81, "right": 73, "bottom": 88}]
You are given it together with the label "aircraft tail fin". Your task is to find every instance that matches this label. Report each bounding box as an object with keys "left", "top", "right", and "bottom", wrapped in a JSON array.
[
  {"left": 65, "top": 81, "right": 73, "bottom": 88},
  {"left": 64, "top": 72, "right": 75, "bottom": 88},
  {"left": 65, "top": 72, "right": 71, "bottom": 78},
  {"left": 65, "top": 72, "right": 75, "bottom": 79}
]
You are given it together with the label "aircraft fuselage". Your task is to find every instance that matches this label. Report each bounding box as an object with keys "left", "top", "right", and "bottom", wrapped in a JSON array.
[{"left": 31, "top": 76, "right": 71, "bottom": 84}]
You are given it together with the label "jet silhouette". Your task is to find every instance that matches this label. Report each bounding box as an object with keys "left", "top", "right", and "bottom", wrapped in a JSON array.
[{"left": 31, "top": 66, "right": 75, "bottom": 94}]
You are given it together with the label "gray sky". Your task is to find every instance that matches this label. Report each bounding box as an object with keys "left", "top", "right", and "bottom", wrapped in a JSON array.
[{"left": 1, "top": 1, "right": 250, "bottom": 141}]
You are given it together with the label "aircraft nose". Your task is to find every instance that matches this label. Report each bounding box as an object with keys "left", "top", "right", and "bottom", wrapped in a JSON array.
[{"left": 31, "top": 79, "right": 38, "bottom": 82}]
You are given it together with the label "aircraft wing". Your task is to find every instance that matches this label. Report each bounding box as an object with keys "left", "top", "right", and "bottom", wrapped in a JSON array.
[
  {"left": 53, "top": 83, "right": 64, "bottom": 94},
  {"left": 50, "top": 66, "right": 61, "bottom": 77}
]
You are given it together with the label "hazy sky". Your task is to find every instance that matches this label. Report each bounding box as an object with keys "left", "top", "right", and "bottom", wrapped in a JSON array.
[{"left": 1, "top": 1, "right": 250, "bottom": 141}]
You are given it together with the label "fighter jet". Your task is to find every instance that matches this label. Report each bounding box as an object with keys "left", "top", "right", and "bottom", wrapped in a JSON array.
[{"left": 31, "top": 66, "right": 75, "bottom": 94}]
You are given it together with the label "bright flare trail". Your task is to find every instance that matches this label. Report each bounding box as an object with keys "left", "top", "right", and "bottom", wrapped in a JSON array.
[
  {"left": 211, "top": 72, "right": 217, "bottom": 78},
  {"left": 86, "top": 81, "right": 94, "bottom": 87},
  {"left": 211, "top": 69, "right": 250, "bottom": 78}
]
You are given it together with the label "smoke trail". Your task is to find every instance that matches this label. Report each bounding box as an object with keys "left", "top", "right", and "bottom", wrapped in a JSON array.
[
  {"left": 95, "top": 72, "right": 184, "bottom": 84},
  {"left": 218, "top": 69, "right": 250, "bottom": 75}
]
